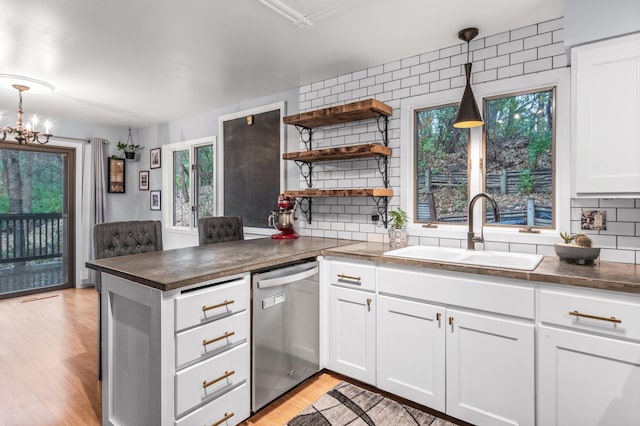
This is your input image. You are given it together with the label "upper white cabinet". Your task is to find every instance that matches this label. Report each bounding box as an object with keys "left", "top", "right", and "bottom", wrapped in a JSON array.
[{"left": 572, "top": 32, "right": 640, "bottom": 197}]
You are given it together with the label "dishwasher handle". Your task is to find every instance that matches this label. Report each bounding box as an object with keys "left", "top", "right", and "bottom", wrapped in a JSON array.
[{"left": 256, "top": 265, "right": 319, "bottom": 289}]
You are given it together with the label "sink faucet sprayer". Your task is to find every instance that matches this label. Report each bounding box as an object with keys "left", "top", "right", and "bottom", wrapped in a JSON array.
[{"left": 467, "top": 192, "right": 501, "bottom": 250}]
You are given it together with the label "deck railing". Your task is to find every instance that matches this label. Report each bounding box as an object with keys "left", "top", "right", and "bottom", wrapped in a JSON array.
[{"left": 0, "top": 213, "right": 64, "bottom": 264}]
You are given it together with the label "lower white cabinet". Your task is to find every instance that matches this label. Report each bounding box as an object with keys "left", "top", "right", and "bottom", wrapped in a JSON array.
[
  {"left": 377, "top": 295, "right": 446, "bottom": 411},
  {"left": 539, "top": 326, "right": 640, "bottom": 426},
  {"left": 446, "top": 309, "right": 534, "bottom": 426},
  {"left": 538, "top": 286, "right": 640, "bottom": 425},
  {"left": 328, "top": 284, "right": 376, "bottom": 385},
  {"left": 377, "top": 295, "right": 534, "bottom": 426}
]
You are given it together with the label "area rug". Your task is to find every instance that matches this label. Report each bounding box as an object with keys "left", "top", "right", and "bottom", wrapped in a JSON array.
[{"left": 285, "top": 381, "right": 458, "bottom": 426}]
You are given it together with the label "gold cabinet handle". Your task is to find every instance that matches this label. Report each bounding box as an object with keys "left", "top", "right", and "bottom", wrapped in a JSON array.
[
  {"left": 211, "top": 412, "right": 235, "bottom": 426},
  {"left": 337, "top": 274, "right": 361, "bottom": 282},
  {"left": 202, "top": 331, "right": 235, "bottom": 347},
  {"left": 569, "top": 310, "right": 622, "bottom": 324},
  {"left": 202, "top": 299, "right": 234, "bottom": 313},
  {"left": 436, "top": 312, "right": 441, "bottom": 321},
  {"left": 448, "top": 316, "right": 454, "bottom": 325},
  {"left": 366, "top": 298, "right": 372, "bottom": 312},
  {"left": 202, "top": 370, "right": 235, "bottom": 389}
]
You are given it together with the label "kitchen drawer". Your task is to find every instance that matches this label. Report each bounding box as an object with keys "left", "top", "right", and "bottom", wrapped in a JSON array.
[
  {"left": 176, "top": 310, "right": 249, "bottom": 369},
  {"left": 328, "top": 259, "right": 376, "bottom": 291},
  {"left": 175, "top": 278, "right": 248, "bottom": 332},
  {"left": 377, "top": 265, "right": 534, "bottom": 319},
  {"left": 175, "top": 382, "right": 249, "bottom": 426},
  {"left": 540, "top": 288, "right": 640, "bottom": 341},
  {"left": 175, "top": 343, "right": 249, "bottom": 416}
]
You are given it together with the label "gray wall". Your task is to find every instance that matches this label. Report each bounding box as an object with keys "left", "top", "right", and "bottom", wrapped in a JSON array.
[{"left": 564, "top": 0, "right": 640, "bottom": 49}]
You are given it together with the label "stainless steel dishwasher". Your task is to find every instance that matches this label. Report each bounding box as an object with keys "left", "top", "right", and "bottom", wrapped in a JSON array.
[{"left": 251, "top": 260, "right": 319, "bottom": 412}]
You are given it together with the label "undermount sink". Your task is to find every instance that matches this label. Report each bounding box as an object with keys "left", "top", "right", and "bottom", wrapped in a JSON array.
[{"left": 384, "top": 245, "right": 543, "bottom": 271}]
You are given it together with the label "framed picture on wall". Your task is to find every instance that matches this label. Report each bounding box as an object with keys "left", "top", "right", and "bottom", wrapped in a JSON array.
[
  {"left": 150, "top": 148, "right": 161, "bottom": 169},
  {"left": 150, "top": 190, "right": 161, "bottom": 210},
  {"left": 139, "top": 170, "right": 149, "bottom": 190},
  {"left": 107, "top": 158, "right": 125, "bottom": 193}
]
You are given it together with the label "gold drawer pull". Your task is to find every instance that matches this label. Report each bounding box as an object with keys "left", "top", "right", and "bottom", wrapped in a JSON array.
[
  {"left": 337, "top": 274, "right": 361, "bottom": 282},
  {"left": 202, "top": 299, "right": 234, "bottom": 313},
  {"left": 211, "top": 411, "right": 235, "bottom": 426},
  {"left": 202, "top": 370, "right": 235, "bottom": 389},
  {"left": 202, "top": 331, "right": 235, "bottom": 347},
  {"left": 569, "top": 310, "right": 622, "bottom": 324}
]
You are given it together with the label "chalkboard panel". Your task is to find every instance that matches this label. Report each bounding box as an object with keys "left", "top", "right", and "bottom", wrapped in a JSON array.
[{"left": 223, "top": 110, "right": 280, "bottom": 228}]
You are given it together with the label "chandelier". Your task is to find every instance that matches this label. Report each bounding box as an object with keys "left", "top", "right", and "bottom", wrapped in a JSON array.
[{"left": 1, "top": 84, "right": 52, "bottom": 144}]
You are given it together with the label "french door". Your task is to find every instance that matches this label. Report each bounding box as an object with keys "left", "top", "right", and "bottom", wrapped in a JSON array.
[{"left": 0, "top": 143, "right": 75, "bottom": 298}]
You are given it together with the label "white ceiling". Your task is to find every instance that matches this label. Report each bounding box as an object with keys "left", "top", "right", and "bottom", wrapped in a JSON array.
[{"left": 0, "top": 0, "right": 563, "bottom": 129}]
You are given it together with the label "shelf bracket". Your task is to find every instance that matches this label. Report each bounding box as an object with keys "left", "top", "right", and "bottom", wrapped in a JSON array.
[
  {"left": 371, "top": 196, "right": 389, "bottom": 228},
  {"left": 294, "top": 125, "right": 313, "bottom": 151},
  {"left": 295, "top": 197, "right": 313, "bottom": 224},
  {"left": 294, "top": 160, "right": 313, "bottom": 188},
  {"left": 375, "top": 155, "right": 390, "bottom": 188},
  {"left": 376, "top": 115, "right": 389, "bottom": 147}
]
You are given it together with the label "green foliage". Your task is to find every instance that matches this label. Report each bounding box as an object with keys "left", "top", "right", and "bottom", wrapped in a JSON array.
[
  {"left": 117, "top": 141, "right": 140, "bottom": 153},
  {"left": 518, "top": 169, "right": 536, "bottom": 195},
  {"left": 527, "top": 130, "right": 551, "bottom": 168},
  {"left": 559, "top": 231, "right": 585, "bottom": 244},
  {"left": 389, "top": 207, "right": 408, "bottom": 229}
]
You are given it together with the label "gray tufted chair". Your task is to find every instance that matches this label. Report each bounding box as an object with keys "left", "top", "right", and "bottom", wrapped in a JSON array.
[
  {"left": 93, "top": 220, "right": 163, "bottom": 379},
  {"left": 198, "top": 216, "right": 244, "bottom": 245}
]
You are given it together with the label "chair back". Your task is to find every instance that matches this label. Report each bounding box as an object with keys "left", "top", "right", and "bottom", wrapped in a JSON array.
[
  {"left": 198, "top": 216, "right": 244, "bottom": 245},
  {"left": 94, "top": 220, "right": 163, "bottom": 260}
]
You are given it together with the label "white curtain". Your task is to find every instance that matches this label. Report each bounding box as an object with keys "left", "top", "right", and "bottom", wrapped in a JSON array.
[{"left": 89, "top": 137, "right": 107, "bottom": 285}]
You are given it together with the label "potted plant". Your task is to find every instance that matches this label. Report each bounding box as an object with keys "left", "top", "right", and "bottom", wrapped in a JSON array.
[
  {"left": 116, "top": 128, "right": 141, "bottom": 159},
  {"left": 388, "top": 207, "right": 409, "bottom": 248},
  {"left": 116, "top": 141, "right": 140, "bottom": 159},
  {"left": 555, "top": 231, "right": 600, "bottom": 265}
]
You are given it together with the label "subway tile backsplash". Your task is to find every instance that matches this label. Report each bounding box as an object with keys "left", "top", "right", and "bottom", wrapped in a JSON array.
[{"left": 292, "top": 16, "right": 640, "bottom": 265}]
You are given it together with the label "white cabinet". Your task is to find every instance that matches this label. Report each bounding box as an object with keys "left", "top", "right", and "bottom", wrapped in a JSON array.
[
  {"left": 377, "top": 295, "right": 445, "bottom": 411},
  {"left": 328, "top": 285, "right": 376, "bottom": 385},
  {"left": 376, "top": 265, "right": 534, "bottom": 426},
  {"left": 101, "top": 274, "right": 251, "bottom": 426},
  {"left": 538, "top": 287, "right": 640, "bottom": 425},
  {"left": 572, "top": 32, "right": 640, "bottom": 197},
  {"left": 325, "top": 259, "right": 376, "bottom": 385},
  {"left": 446, "top": 309, "right": 534, "bottom": 426}
]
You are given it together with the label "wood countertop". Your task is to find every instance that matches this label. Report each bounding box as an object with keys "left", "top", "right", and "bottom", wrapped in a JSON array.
[
  {"left": 324, "top": 242, "right": 640, "bottom": 295},
  {"left": 87, "top": 237, "right": 640, "bottom": 295},
  {"left": 86, "top": 237, "right": 354, "bottom": 291}
]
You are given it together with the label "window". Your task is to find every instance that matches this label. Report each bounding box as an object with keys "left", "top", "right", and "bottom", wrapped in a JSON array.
[
  {"left": 164, "top": 137, "right": 215, "bottom": 230},
  {"left": 411, "top": 88, "right": 557, "bottom": 230},
  {"left": 483, "top": 88, "right": 554, "bottom": 228},
  {"left": 415, "top": 104, "right": 469, "bottom": 223}
]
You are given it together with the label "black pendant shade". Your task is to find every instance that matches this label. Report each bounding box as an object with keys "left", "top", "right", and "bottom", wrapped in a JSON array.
[
  {"left": 453, "top": 27, "right": 483, "bottom": 129},
  {"left": 453, "top": 62, "right": 483, "bottom": 128}
]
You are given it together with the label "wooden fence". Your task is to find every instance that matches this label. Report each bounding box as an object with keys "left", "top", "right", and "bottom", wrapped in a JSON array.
[{"left": 420, "top": 168, "right": 552, "bottom": 194}]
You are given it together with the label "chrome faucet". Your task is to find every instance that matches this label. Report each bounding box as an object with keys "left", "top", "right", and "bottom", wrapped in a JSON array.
[{"left": 467, "top": 192, "right": 501, "bottom": 250}]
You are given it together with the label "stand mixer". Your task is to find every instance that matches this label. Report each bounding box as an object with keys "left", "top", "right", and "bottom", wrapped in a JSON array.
[{"left": 268, "top": 194, "right": 299, "bottom": 239}]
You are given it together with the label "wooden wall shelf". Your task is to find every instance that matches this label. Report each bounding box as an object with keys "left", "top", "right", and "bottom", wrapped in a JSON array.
[
  {"left": 282, "top": 143, "right": 391, "bottom": 163},
  {"left": 283, "top": 99, "right": 392, "bottom": 128},
  {"left": 283, "top": 188, "right": 393, "bottom": 198}
]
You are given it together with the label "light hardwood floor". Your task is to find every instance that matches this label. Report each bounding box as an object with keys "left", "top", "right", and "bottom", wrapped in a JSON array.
[{"left": 0, "top": 288, "right": 338, "bottom": 426}]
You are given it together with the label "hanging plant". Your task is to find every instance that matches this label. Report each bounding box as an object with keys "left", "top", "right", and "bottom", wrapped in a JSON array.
[{"left": 116, "top": 128, "right": 141, "bottom": 159}]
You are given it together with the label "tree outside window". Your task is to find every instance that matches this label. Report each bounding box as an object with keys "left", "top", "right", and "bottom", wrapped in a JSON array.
[
  {"left": 415, "top": 104, "right": 469, "bottom": 223},
  {"left": 483, "top": 88, "right": 554, "bottom": 227}
]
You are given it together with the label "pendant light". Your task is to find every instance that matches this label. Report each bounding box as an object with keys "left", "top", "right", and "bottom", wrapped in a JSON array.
[{"left": 453, "top": 27, "right": 483, "bottom": 128}]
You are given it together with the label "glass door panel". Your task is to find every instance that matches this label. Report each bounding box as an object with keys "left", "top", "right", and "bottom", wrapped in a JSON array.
[{"left": 0, "top": 144, "right": 74, "bottom": 298}]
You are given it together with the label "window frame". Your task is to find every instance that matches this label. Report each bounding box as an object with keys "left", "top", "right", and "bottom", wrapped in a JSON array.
[
  {"left": 400, "top": 68, "right": 570, "bottom": 247},
  {"left": 162, "top": 136, "right": 216, "bottom": 233}
]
